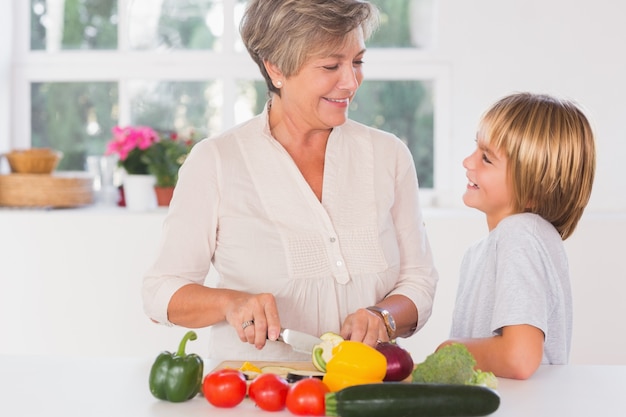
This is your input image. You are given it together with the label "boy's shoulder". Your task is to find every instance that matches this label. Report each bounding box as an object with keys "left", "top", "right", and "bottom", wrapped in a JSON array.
[
  {"left": 494, "top": 213, "right": 561, "bottom": 244},
  {"left": 499, "top": 212, "right": 551, "bottom": 229}
]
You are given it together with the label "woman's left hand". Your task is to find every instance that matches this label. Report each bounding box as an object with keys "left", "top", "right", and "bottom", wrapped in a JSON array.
[{"left": 340, "top": 308, "right": 389, "bottom": 347}]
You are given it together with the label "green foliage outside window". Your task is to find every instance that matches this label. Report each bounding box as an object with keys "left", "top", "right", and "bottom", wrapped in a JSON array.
[
  {"left": 351, "top": 81, "right": 434, "bottom": 188},
  {"left": 369, "top": 0, "right": 415, "bottom": 47},
  {"left": 130, "top": 81, "right": 213, "bottom": 139},
  {"left": 31, "top": 0, "right": 117, "bottom": 50},
  {"left": 152, "top": 1, "right": 217, "bottom": 50},
  {"left": 31, "top": 82, "right": 118, "bottom": 170}
]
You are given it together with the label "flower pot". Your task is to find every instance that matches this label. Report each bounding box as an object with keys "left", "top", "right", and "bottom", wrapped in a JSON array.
[
  {"left": 122, "top": 174, "right": 157, "bottom": 211},
  {"left": 154, "top": 186, "right": 175, "bottom": 206}
]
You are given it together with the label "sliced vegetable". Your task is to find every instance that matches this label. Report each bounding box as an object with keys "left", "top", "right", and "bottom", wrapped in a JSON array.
[
  {"left": 241, "top": 370, "right": 261, "bottom": 381},
  {"left": 261, "top": 365, "right": 298, "bottom": 378},
  {"left": 286, "top": 370, "right": 326, "bottom": 383},
  {"left": 312, "top": 332, "right": 344, "bottom": 372},
  {"left": 375, "top": 341, "right": 415, "bottom": 381},
  {"left": 239, "top": 361, "right": 263, "bottom": 380},
  {"left": 148, "top": 330, "right": 204, "bottom": 403},
  {"left": 325, "top": 382, "right": 500, "bottom": 417},
  {"left": 322, "top": 341, "right": 387, "bottom": 392},
  {"left": 239, "top": 361, "right": 263, "bottom": 373}
]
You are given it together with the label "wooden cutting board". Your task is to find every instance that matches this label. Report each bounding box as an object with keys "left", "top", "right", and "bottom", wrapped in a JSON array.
[
  {"left": 212, "top": 360, "right": 414, "bottom": 383},
  {"left": 211, "top": 360, "right": 317, "bottom": 373}
]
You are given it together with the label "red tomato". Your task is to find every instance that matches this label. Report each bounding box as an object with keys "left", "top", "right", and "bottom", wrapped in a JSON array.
[
  {"left": 248, "top": 373, "right": 290, "bottom": 411},
  {"left": 285, "top": 378, "right": 330, "bottom": 416},
  {"left": 202, "top": 369, "right": 247, "bottom": 408}
]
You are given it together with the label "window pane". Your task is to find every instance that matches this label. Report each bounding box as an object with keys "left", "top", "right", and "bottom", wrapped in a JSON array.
[
  {"left": 350, "top": 80, "right": 434, "bottom": 187},
  {"left": 233, "top": 0, "right": 249, "bottom": 52},
  {"left": 31, "top": 82, "right": 118, "bottom": 170},
  {"left": 129, "top": 81, "right": 220, "bottom": 139},
  {"left": 234, "top": 80, "right": 267, "bottom": 125},
  {"left": 369, "top": 0, "right": 435, "bottom": 49},
  {"left": 30, "top": 0, "right": 118, "bottom": 51},
  {"left": 129, "top": 0, "right": 222, "bottom": 50}
]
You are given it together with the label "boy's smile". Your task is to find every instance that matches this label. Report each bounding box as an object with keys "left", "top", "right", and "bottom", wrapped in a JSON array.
[{"left": 462, "top": 140, "right": 515, "bottom": 230}]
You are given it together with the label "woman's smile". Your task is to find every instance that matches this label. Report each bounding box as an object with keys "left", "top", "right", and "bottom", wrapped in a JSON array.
[{"left": 323, "top": 96, "right": 351, "bottom": 106}]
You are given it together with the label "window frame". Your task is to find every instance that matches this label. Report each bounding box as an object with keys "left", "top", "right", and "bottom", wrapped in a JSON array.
[{"left": 9, "top": 0, "right": 450, "bottom": 205}]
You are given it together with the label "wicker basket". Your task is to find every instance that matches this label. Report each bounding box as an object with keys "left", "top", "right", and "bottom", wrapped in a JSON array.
[
  {"left": 4, "top": 148, "right": 63, "bottom": 174},
  {"left": 0, "top": 174, "right": 94, "bottom": 208}
]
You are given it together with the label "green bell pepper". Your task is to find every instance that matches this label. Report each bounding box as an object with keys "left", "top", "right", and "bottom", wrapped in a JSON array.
[{"left": 149, "top": 330, "right": 204, "bottom": 402}]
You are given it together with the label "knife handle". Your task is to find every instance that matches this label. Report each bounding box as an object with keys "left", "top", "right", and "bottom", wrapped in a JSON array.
[{"left": 267, "top": 328, "right": 286, "bottom": 342}]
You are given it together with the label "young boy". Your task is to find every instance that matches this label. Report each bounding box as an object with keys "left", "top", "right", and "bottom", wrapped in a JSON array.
[{"left": 439, "top": 93, "right": 596, "bottom": 379}]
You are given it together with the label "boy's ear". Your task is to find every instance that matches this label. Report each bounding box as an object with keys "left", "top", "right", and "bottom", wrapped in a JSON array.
[{"left": 263, "top": 60, "right": 283, "bottom": 81}]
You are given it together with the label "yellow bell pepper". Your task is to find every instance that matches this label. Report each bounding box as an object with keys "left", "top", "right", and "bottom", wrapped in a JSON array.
[{"left": 322, "top": 341, "right": 387, "bottom": 392}]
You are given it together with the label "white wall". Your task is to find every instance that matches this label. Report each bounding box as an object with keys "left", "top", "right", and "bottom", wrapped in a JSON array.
[{"left": 435, "top": 0, "right": 626, "bottom": 211}]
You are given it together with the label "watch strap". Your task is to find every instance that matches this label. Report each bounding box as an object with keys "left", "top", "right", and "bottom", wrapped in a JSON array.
[{"left": 366, "top": 306, "right": 397, "bottom": 340}]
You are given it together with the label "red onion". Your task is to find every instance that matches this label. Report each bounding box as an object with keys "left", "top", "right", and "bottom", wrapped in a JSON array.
[{"left": 376, "top": 342, "right": 415, "bottom": 381}]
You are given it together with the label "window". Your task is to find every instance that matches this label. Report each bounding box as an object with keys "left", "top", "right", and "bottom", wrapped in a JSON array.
[{"left": 11, "top": 0, "right": 447, "bottom": 195}]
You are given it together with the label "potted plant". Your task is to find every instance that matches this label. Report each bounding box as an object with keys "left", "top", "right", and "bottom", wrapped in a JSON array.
[
  {"left": 105, "top": 125, "right": 160, "bottom": 210},
  {"left": 105, "top": 125, "right": 159, "bottom": 175},
  {"left": 141, "top": 132, "right": 196, "bottom": 206}
]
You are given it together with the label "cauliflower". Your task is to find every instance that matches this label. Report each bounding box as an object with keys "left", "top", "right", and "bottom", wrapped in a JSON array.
[{"left": 411, "top": 343, "right": 497, "bottom": 389}]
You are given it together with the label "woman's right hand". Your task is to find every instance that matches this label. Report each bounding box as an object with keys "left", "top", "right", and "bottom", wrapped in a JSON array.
[{"left": 225, "top": 292, "right": 281, "bottom": 350}]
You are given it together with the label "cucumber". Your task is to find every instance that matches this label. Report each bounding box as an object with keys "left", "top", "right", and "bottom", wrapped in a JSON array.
[{"left": 325, "top": 383, "right": 500, "bottom": 417}]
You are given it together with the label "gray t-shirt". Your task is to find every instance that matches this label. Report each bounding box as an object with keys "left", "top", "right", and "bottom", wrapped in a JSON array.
[{"left": 450, "top": 213, "right": 572, "bottom": 364}]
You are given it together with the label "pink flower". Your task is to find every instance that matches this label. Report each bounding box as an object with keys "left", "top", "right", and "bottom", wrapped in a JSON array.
[{"left": 105, "top": 126, "right": 159, "bottom": 161}]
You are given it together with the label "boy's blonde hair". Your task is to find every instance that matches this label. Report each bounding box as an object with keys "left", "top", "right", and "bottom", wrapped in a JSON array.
[{"left": 478, "top": 93, "right": 596, "bottom": 240}]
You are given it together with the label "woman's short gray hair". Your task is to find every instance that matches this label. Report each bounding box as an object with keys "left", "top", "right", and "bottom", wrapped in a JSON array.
[{"left": 240, "top": 0, "right": 379, "bottom": 96}]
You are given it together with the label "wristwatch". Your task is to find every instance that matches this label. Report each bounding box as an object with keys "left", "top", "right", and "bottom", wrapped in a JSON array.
[{"left": 366, "top": 306, "right": 397, "bottom": 340}]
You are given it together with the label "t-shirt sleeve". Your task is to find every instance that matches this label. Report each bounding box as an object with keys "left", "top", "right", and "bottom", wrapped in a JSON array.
[{"left": 490, "top": 222, "right": 556, "bottom": 338}]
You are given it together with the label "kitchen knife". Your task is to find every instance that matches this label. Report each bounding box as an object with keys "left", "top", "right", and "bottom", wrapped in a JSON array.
[{"left": 277, "top": 328, "right": 323, "bottom": 354}]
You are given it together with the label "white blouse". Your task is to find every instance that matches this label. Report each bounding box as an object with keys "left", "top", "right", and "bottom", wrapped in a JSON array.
[{"left": 142, "top": 106, "right": 438, "bottom": 361}]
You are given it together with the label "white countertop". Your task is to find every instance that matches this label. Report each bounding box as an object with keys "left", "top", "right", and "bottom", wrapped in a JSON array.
[{"left": 1, "top": 355, "right": 625, "bottom": 417}]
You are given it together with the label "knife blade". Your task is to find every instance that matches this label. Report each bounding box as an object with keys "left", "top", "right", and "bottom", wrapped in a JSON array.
[{"left": 277, "top": 328, "right": 323, "bottom": 354}]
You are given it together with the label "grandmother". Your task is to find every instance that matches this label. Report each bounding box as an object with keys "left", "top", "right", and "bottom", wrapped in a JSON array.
[{"left": 142, "top": 0, "right": 438, "bottom": 361}]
